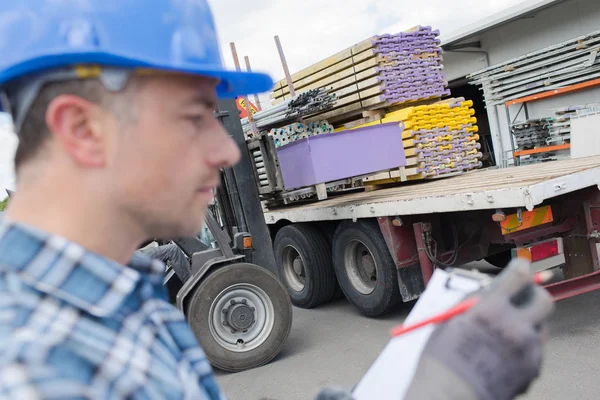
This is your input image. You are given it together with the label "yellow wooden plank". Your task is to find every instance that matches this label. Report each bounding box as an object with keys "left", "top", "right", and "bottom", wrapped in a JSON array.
[
  {"left": 273, "top": 49, "right": 379, "bottom": 99},
  {"left": 274, "top": 37, "right": 377, "bottom": 90},
  {"left": 272, "top": 67, "right": 380, "bottom": 104},
  {"left": 272, "top": 52, "right": 383, "bottom": 99}
]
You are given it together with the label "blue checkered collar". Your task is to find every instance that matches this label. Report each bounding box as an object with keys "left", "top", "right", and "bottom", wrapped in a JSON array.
[{"left": 0, "top": 217, "right": 166, "bottom": 317}]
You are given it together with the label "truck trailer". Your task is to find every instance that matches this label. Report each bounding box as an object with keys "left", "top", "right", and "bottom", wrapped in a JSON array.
[{"left": 250, "top": 127, "right": 600, "bottom": 317}]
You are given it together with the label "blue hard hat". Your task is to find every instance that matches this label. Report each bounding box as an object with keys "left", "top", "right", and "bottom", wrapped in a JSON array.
[{"left": 0, "top": 0, "right": 273, "bottom": 98}]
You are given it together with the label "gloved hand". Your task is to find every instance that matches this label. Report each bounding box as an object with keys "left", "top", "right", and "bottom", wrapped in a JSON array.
[{"left": 404, "top": 258, "right": 555, "bottom": 400}]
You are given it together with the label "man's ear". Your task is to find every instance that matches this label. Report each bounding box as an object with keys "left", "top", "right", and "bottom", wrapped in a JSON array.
[{"left": 45, "top": 94, "right": 107, "bottom": 168}]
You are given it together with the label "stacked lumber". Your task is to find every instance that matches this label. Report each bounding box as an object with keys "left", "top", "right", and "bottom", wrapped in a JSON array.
[
  {"left": 270, "top": 26, "right": 449, "bottom": 124},
  {"left": 269, "top": 121, "right": 334, "bottom": 148},
  {"left": 338, "top": 98, "right": 482, "bottom": 183}
]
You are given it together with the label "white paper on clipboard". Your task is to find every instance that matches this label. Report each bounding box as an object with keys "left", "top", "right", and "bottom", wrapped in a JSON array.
[{"left": 353, "top": 268, "right": 487, "bottom": 400}]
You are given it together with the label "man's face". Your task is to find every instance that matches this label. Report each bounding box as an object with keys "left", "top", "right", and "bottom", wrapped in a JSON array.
[{"left": 106, "top": 73, "right": 241, "bottom": 240}]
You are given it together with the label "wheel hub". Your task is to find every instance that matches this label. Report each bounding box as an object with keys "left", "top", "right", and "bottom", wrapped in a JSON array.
[
  {"left": 344, "top": 240, "right": 378, "bottom": 295},
  {"left": 209, "top": 284, "right": 275, "bottom": 353},
  {"left": 282, "top": 245, "right": 306, "bottom": 291},
  {"left": 225, "top": 301, "right": 256, "bottom": 331},
  {"left": 361, "top": 252, "right": 376, "bottom": 281},
  {"left": 292, "top": 257, "right": 304, "bottom": 276}
]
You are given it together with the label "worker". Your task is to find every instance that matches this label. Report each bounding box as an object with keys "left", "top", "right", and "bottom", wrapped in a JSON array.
[
  {"left": 138, "top": 241, "right": 196, "bottom": 282},
  {"left": 0, "top": 1, "right": 554, "bottom": 399}
]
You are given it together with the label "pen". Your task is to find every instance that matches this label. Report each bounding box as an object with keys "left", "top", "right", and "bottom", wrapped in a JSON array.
[{"left": 390, "top": 269, "right": 555, "bottom": 337}]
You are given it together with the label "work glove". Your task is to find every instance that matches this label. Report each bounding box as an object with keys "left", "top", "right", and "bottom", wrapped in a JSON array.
[{"left": 404, "top": 258, "right": 555, "bottom": 400}]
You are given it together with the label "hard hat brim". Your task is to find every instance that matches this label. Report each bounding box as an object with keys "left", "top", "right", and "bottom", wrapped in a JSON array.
[
  {"left": 0, "top": 52, "right": 275, "bottom": 99},
  {"left": 184, "top": 66, "right": 274, "bottom": 99}
]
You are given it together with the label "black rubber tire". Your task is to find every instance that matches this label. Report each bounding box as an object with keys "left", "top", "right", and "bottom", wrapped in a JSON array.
[
  {"left": 485, "top": 250, "right": 513, "bottom": 268},
  {"left": 332, "top": 219, "right": 401, "bottom": 317},
  {"left": 274, "top": 223, "right": 337, "bottom": 308},
  {"left": 186, "top": 263, "right": 292, "bottom": 372},
  {"left": 318, "top": 222, "right": 345, "bottom": 301}
]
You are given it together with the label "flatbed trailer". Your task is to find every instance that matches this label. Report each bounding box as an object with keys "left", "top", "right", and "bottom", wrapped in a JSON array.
[{"left": 262, "top": 156, "right": 600, "bottom": 317}]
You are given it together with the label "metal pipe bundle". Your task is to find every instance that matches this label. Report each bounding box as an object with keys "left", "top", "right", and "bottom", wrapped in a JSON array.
[
  {"left": 241, "top": 88, "right": 335, "bottom": 133},
  {"left": 268, "top": 120, "right": 334, "bottom": 148},
  {"left": 511, "top": 119, "right": 551, "bottom": 150}
]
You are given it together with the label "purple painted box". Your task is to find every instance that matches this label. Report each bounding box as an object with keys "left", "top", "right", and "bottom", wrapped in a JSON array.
[{"left": 276, "top": 122, "right": 407, "bottom": 190}]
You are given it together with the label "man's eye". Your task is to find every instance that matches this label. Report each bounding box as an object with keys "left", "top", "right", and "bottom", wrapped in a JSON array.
[{"left": 188, "top": 115, "right": 204, "bottom": 126}]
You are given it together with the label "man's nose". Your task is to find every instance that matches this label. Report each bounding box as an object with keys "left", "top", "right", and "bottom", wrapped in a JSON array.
[{"left": 207, "top": 123, "right": 242, "bottom": 168}]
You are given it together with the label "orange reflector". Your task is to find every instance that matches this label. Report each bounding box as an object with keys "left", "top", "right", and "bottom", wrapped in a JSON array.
[
  {"left": 500, "top": 205, "right": 553, "bottom": 235},
  {"left": 243, "top": 236, "right": 253, "bottom": 249},
  {"left": 516, "top": 248, "right": 532, "bottom": 261}
]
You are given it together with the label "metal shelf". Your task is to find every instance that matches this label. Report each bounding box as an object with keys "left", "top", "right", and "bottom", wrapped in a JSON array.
[
  {"left": 514, "top": 144, "right": 571, "bottom": 157},
  {"left": 505, "top": 77, "right": 600, "bottom": 106},
  {"left": 504, "top": 78, "right": 600, "bottom": 166}
]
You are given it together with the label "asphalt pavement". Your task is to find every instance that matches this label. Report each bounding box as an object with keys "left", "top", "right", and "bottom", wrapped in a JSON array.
[{"left": 216, "top": 280, "right": 600, "bottom": 400}]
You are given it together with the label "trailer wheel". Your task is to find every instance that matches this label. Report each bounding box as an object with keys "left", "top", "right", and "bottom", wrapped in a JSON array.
[
  {"left": 186, "top": 263, "right": 292, "bottom": 372},
  {"left": 332, "top": 219, "right": 401, "bottom": 317},
  {"left": 274, "top": 223, "right": 337, "bottom": 308},
  {"left": 318, "top": 222, "right": 345, "bottom": 301}
]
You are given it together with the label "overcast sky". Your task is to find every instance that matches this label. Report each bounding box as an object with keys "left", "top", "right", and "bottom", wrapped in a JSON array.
[{"left": 207, "top": 0, "right": 526, "bottom": 106}]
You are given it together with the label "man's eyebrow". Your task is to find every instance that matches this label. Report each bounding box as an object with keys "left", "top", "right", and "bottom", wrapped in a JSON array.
[{"left": 185, "top": 95, "right": 217, "bottom": 111}]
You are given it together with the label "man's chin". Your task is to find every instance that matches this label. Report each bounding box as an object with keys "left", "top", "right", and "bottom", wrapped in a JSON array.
[{"left": 150, "top": 218, "right": 206, "bottom": 242}]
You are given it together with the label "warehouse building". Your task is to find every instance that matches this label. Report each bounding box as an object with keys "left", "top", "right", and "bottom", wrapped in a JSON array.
[{"left": 442, "top": 0, "right": 600, "bottom": 168}]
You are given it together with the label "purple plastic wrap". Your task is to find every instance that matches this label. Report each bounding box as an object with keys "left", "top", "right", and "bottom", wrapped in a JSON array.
[{"left": 276, "top": 122, "right": 407, "bottom": 190}]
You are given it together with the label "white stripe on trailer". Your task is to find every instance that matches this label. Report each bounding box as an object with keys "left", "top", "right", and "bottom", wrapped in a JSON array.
[{"left": 263, "top": 156, "right": 600, "bottom": 224}]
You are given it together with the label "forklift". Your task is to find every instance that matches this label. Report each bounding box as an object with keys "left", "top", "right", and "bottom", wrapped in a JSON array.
[
  {"left": 158, "top": 99, "right": 293, "bottom": 373},
  {"left": 4, "top": 99, "right": 293, "bottom": 373}
]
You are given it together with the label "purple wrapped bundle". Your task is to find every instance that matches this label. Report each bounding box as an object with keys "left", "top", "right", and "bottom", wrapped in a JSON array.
[{"left": 276, "top": 122, "right": 407, "bottom": 190}]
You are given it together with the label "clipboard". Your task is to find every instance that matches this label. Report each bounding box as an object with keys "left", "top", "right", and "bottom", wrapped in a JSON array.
[{"left": 353, "top": 268, "right": 491, "bottom": 400}]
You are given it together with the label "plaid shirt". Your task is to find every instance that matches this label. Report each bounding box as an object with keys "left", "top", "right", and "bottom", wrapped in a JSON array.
[{"left": 0, "top": 218, "right": 226, "bottom": 400}]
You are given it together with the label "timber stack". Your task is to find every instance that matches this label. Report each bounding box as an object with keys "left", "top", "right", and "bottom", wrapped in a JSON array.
[
  {"left": 270, "top": 25, "right": 450, "bottom": 124},
  {"left": 335, "top": 97, "right": 483, "bottom": 182},
  {"left": 246, "top": 25, "right": 485, "bottom": 205}
]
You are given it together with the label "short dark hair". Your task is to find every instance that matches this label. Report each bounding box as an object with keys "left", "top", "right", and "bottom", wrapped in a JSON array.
[
  {"left": 14, "top": 79, "right": 106, "bottom": 171},
  {"left": 14, "top": 75, "right": 144, "bottom": 172}
]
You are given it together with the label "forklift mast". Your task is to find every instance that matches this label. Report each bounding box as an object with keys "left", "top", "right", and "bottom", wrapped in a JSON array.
[{"left": 214, "top": 99, "right": 277, "bottom": 273}]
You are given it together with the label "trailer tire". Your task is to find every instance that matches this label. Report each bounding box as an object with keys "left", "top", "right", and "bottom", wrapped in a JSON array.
[
  {"left": 274, "top": 223, "right": 337, "bottom": 308},
  {"left": 332, "top": 219, "right": 401, "bottom": 317},
  {"left": 186, "top": 263, "right": 292, "bottom": 372},
  {"left": 318, "top": 222, "right": 345, "bottom": 301}
]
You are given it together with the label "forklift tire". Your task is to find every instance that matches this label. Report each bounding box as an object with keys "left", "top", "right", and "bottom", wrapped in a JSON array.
[
  {"left": 332, "top": 219, "right": 401, "bottom": 317},
  {"left": 274, "top": 223, "right": 337, "bottom": 308},
  {"left": 186, "top": 263, "right": 292, "bottom": 372}
]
